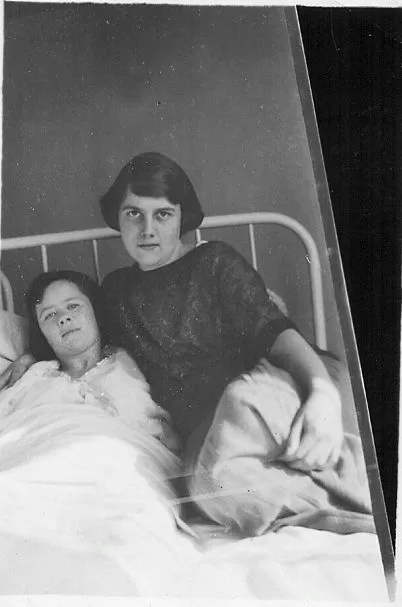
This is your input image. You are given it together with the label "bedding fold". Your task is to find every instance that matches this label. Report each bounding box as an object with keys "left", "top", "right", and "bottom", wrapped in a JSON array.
[
  {"left": 0, "top": 401, "right": 197, "bottom": 596},
  {"left": 0, "top": 388, "right": 387, "bottom": 600},
  {"left": 187, "top": 359, "right": 375, "bottom": 536}
]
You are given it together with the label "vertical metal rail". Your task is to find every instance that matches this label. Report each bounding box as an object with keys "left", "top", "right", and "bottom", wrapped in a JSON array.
[
  {"left": 92, "top": 239, "right": 101, "bottom": 284},
  {"left": 40, "top": 245, "right": 49, "bottom": 272},
  {"left": 0, "top": 269, "right": 14, "bottom": 313},
  {"left": 248, "top": 223, "right": 258, "bottom": 270}
]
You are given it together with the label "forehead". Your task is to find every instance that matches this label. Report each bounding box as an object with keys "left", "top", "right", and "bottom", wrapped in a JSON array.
[
  {"left": 120, "top": 193, "right": 179, "bottom": 212},
  {"left": 36, "top": 281, "right": 85, "bottom": 310}
]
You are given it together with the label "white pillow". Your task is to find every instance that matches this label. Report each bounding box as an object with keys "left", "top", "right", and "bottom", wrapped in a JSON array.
[{"left": 0, "top": 311, "right": 29, "bottom": 374}]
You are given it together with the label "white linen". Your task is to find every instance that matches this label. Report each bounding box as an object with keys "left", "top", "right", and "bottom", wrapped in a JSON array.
[
  {"left": 0, "top": 437, "right": 389, "bottom": 600},
  {"left": 0, "top": 387, "right": 389, "bottom": 601},
  {"left": 181, "top": 524, "right": 389, "bottom": 601},
  {"left": 0, "top": 432, "right": 195, "bottom": 597},
  {"left": 0, "top": 311, "right": 28, "bottom": 373}
]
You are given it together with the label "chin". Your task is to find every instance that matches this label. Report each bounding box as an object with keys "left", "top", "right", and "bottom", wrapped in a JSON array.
[
  {"left": 138, "top": 256, "right": 162, "bottom": 271},
  {"left": 140, "top": 263, "right": 159, "bottom": 272}
]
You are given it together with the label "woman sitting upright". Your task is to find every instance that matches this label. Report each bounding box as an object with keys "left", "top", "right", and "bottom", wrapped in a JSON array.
[{"left": 98, "top": 152, "right": 372, "bottom": 534}]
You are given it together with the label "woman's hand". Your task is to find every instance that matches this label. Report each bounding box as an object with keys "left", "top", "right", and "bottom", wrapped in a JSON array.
[
  {"left": 270, "top": 330, "right": 345, "bottom": 472},
  {"left": 0, "top": 354, "right": 36, "bottom": 390},
  {"left": 282, "top": 378, "right": 343, "bottom": 471}
]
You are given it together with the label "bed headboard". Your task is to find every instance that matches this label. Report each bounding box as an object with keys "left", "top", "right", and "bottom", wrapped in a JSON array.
[{"left": 0, "top": 212, "right": 327, "bottom": 349}]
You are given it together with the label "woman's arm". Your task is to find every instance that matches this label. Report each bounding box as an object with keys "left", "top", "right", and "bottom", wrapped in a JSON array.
[
  {"left": 270, "top": 328, "right": 343, "bottom": 470},
  {"left": 0, "top": 353, "right": 36, "bottom": 390},
  {"left": 216, "top": 244, "right": 342, "bottom": 470}
]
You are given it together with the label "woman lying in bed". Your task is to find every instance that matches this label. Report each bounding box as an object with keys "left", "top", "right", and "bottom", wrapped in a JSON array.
[
  {"left": 0, "top": 270, "right": 194, "bottom": 595},
  {"left": 0, "top": 269, "right": 180, "bottom": 456}
]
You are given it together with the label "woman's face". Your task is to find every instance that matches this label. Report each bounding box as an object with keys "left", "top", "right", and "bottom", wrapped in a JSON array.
[
  {"left": 35, "top": 280, "right": 101, "bottom": 360},
  {"left": 118, "top": 193, "right": 183, "bottom": 271}
]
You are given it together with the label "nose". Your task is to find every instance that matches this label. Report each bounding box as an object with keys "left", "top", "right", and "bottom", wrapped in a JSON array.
[
  {"left": 141, "top": 215, "right": 156, "bottom": 238},
  {"left": 58, "top": 313, "right": 72, "bottom": 326}
]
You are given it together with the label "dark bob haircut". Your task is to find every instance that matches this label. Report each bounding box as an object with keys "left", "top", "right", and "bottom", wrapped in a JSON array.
[
  {"left": 99, "top": 152, "right": 204, "bottom": 235},
  {"left": 25, "top": 270, "right": 105, "bottom": 361}
]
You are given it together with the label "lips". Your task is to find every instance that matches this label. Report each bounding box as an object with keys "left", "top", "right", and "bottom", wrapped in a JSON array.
[
  {"left": 61, "top": 328, "right": 80, "bottom": 338},
  {"left": 139, "top": 244, "right": 159, "bottom": 251}
]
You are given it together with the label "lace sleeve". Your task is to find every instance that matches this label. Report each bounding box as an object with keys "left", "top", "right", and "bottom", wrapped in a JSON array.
[{"left": 215, "top": 243, "right": 297, "bottom": 360}]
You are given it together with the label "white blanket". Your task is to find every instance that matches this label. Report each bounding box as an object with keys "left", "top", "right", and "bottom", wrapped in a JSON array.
[{"left": 0, "top": 403, "right": 390, "bottom": 601}]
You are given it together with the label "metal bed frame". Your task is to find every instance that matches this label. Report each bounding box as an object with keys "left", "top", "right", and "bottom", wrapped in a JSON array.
[{"left": 1, "top": 212, "right": 327, "bottom": 349}]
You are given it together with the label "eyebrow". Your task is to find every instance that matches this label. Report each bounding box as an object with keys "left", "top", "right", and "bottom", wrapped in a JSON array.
[{"left": 120, "top": 203, "right": 177, "bottom": 213}]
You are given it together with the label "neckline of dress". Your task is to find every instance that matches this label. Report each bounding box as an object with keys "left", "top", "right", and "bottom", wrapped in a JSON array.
[
  {"left": 132, "top": 240, "right": 209, "bottom": 277},
  {"left": 56, "top": 345, "right": 115, "bottom": 381}
]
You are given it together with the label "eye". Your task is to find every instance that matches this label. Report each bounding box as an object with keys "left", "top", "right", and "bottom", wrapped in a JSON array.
[
  {"left": 124, "top": 209, "right": 141, "bottom": 219},
  {"left": 157, "top": 210, "right": 173, "bottom": 220},
  {"left": 67, "top": 302, "right": 80, "bottom": 311},
  {"left": 43, "top": 311, "right": 56, "bottom": 322}
]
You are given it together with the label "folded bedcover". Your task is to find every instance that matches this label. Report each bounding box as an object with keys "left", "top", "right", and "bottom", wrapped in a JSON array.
[{"left": 0, "top": 403, "right": 390, "bottom": 601}]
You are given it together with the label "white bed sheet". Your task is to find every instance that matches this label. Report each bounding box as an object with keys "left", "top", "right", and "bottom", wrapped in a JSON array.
[
  {"left": 183, "top": 524, "right": 389, "bottom": 602},
  {"left": 0, "top": 526, "right": 389, "bottom": 601},
  {"left": 0, "top": 424, "right": 389, "bottom": 602}
]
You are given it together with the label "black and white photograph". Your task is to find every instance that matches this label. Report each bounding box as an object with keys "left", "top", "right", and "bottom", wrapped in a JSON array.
[{"left": 0, "top": 2, "right": 399, "bottom": 603}]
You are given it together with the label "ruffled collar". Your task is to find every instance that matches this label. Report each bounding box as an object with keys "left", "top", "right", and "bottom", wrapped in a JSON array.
[{"left": 47, "top": 345, "right": 116, "bottom": 381}]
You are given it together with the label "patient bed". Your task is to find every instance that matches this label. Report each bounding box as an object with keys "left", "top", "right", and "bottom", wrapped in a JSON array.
[{"left": 0, "top": 212, "right": 391, "bottom": 601}]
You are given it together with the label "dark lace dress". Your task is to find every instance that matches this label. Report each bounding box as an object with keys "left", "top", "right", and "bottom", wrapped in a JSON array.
[{"left": 101, "top": 241, "right": 295, "bottom": 442}]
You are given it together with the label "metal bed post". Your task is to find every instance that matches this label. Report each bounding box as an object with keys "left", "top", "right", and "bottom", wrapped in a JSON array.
[
  {"left": 40, "top": 245, "right": 49, "bottom": 272},
  {"left": 92, "top": 239, "right": 101, "bottom": 284},
  {"left": 0, "top": 269, "right": 14, "bottom": 313},
  {"left": 248, "top": 224, "right": 258, "bottom": 270}
]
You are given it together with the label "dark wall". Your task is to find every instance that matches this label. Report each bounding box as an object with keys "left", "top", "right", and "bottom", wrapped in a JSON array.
[
  {"left": 3, "top": 3, "right": 308, "bottom": 235},
  {"left": 298, "top": 6, "right": 401, "bottom": 545},
  {"left": 2, "top": 3, "right": 344, "bottom": 363}
]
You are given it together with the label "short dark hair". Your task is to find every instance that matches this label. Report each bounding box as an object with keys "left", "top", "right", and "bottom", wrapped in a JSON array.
[
  {"left": 99, "top": 152, "right": 204, "bottom": 235},
  {"left": 25, "top": 270, "right": 105, "bottom": 361}
]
